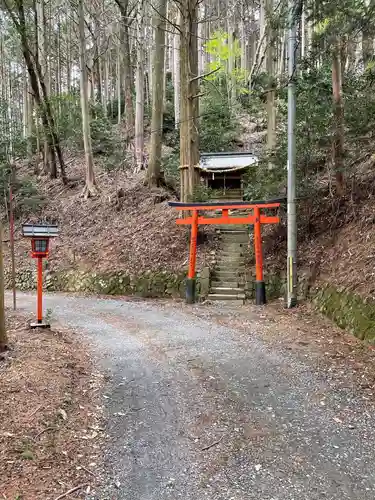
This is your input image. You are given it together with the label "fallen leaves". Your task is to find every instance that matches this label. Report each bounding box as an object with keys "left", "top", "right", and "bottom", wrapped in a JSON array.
[
  {"left": 4, "top": 164, "right": 218, "bottom": 278},
  {"left": 0, "top": 309, "right": 103, "bottom": 499},
  {"left": 57, "top": 408, "right": 68, "bottom": 421}
]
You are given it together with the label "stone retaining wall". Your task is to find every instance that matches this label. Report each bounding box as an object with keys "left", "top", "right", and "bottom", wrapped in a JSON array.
[
  {"left": 6, "top": 266, "right": 375, "bottom": 340},
  {"left": 312, "top": 284, "right": 375, "bottom": 341},
  {"left": 4, "top": 267, "right": 211, "bottom": 300}
]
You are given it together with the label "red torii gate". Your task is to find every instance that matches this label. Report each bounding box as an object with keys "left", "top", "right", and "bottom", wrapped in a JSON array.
[{"left": 169, "top": 200, "right": 282, "bottom": 305}]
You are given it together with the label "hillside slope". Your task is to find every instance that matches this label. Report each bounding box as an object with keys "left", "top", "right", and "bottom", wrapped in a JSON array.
[
  {"left": 262, "top": 159, "right": 375, "bottom": 302},
  {"left": 4, "top": 158, "right": 216, "bottom": 277}
]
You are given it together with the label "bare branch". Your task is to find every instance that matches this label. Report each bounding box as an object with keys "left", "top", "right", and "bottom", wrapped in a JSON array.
[{"left": 190, "top": 66, "right": 221, "bottom": 83}]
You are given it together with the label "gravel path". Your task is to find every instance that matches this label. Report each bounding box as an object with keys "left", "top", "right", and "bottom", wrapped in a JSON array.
[{"left": 9, "top": 292, "right": 375, "bottom": 500}]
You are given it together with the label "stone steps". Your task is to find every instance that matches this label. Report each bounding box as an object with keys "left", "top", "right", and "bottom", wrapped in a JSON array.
[
  {"left": 211, "top": 271, "right": 242, "bottom": 280},
  {"left": 211, "top": 280, "right": 240, "bottom": 288},
  {"left": 219, "top": 229, "right": 249, "bottom": 235},
  {"left": 217, "top": 228, "right": 248, "bottom": 234},
  {"left": 209, "top": 223, "right": 247, "bottom": 301},
  {"left": 218, "top": 252, "right": 244, "bottom": 258},
  {"left": 207, "top": 293, "right": 246, "bottom": 301},
  {"left": 206, "top": 195, "right": 251, "bottom": 301},
  {"left": 215, "top": 264, "right": 245, "bottom": 272},
  {"left": 210, "top": 286, "right": 244, "bottom": 295},
  {"left": 218, "top": 237, "right": 248, "bottom": 244},
  {"left": 212, "top": 192, "right": 243, "bottom": 201}
]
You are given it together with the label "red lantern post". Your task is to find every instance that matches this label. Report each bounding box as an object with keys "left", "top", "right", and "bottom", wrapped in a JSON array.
[{"left": 22, "top": 224, "right": 59, "bottom": 328}]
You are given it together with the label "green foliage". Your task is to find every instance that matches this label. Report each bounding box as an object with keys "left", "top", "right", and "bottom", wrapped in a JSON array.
[
  {"left": 204, "top": 30, "right": 248, "bottom": 96},
  {"left": 161, "top": 84, "right": 240, "bottom": 184},
  {"left": 0, "top": 98, "right": 27, "bottom": 160},
  {"left": 240, "top": 0, "right": 375, "bottom": 201},
  {"left": 90, "top": 101, "right": 117, "bottom": 155},
  {"left": 162, "top": 101, "right": 176, "bottom": 135},
  {"left": 45, "top": 308, "right": 53, "bottom": 323},
  {"left": 163, "top": 128, "right": 179, "bottom": 148},
  {"left": 0, "top": 98, "right": 44, "bottom": 218},
  {"left": 21, "top": 450, "right": 34, "bottom": 460},
  {"left": 244, "top": 51, "right": 375, "bottom": 200},
  {"left": 244, "top": 162, "right": 285, "bottom": 201},
  {"left": 200, "top": 87, "right": 239, "bottom": 152},
  {"left": 48, "top": 93, "right": 123, "bottom": 160},
  {"left": 245, "top": 66, "right": 333, "bottom": 199},
  {"left": 14, "top": 176, "right": 45, "bottom": 216},
  {"left": 164, "top": 72, "right": 174, "bottom": 102},
  {"left": 107, "top": 94, "right": 125, "bottom": 122},
  {"left": 187, "top": 184, "right": 216, "bottom": 202},
  {"left": 0, "top": 166, "right": 44, "bottom": 217},
  {"left": 49, "top": 92, "right": 81, "bottom": 143},
  {"left": 204, "top": 31, "right": 238, "bottom": 76},
  {"left": 161, "top": 149, "right": 179, "bottom": 180}
]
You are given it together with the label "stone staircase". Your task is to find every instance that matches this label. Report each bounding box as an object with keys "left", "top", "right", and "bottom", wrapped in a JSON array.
[
  {"left": 212, "top": 188, "right": 244, "bottom": 202},
  {"left": 208, "top": 211, "right": 250, "bottom": 302}
]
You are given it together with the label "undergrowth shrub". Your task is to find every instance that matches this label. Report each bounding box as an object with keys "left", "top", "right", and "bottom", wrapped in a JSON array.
[
  {"left": 163, "top": 101, "right": 176, "bottom": 135},
  {"left": 49, "top": 93, "right": 123, "bottom": 157},
  {"left": 14, "top": 176, "right": 45, "bottom": 216},
  {"left": 161, "top": 85, "right": 240, "bottom": 185},
  {"left": 243, "top": 61, "right": 375, "bottom": 202},
  {"left": 0, "top": 164, "right": 44, "bottom": 218},
  {"left": 90, "top": 102, "right": 118, "bottom": 155},
  {"left": 107, "top": 94, "right": 125, "bottom": 122},
  {"left": 200, "top": 87, "right": 239, "bottom": 152},
  {"left": 187, "top": 184, "right": 215, "bottom": 202}
]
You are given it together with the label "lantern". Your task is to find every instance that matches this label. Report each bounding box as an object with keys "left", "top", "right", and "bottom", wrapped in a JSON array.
[{"left": 22, "top": 224, "right": 59, "bottom": 328}]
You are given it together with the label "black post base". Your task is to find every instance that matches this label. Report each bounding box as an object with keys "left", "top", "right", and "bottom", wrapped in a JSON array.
[
  {"left": 186, "top": 278, "right": 196, "bottom": 304},
  {"left": 255, "top": 281, "right": 266, "bottom": 305},
  {"left": 286, "top": 297, "right": 297, "bottom": 308}
]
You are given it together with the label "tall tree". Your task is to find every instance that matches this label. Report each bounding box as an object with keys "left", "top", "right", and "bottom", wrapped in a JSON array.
[
  {"left": 173, "top": 10, "right": 181, "bottom": 129},
  {"left": 331, "top": 36, "right": 345, "bottom": 195},
  {"left": 0, "top": 220, "right": 6, "bottom": 353},
  {"left": 179, "top": 0, "right": 199, "bottom": 201},
  {"left": 147, "top": 0, "right": 167, "bottom": 186},
  {"left": 37, "top": 0, "right": 57, "bottom": 177},
  {"left": 135, "top": 1, "right": 145, "bottom": 172},
  {"left": 78, "top": 0, "right": 97, "bottom": 198},
  {"left": 114, "top": 0, "right": 135, "bottom": 139},
  {"left": 4, "top": 0, "right": 67, "bottom": 183},
  {"left": 266, "top": 0, "right": 276, "bottom": 169}
]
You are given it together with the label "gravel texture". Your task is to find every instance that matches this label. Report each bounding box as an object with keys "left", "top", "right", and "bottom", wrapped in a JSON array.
[{"left": 9, "top": 292, "right": 375, "bottom": 500}]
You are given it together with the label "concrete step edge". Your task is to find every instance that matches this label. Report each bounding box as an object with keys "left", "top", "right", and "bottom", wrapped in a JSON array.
[
  {"left": 207, "top": 294, "right": 246, "bottom": 301},
  {"left": 212, "top": 271, "right": 244, "bottom": 276},
  {"left": 211, "top": 281, "right": 240, "bottom": 287},
  {"left": 210, "top": 287, "right": 244, "bottom": 294}
]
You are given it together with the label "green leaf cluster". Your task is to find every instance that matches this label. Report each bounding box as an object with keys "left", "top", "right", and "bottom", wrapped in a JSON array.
[{"left": 203, "top": 30, "right": 248, "bottom": 94}]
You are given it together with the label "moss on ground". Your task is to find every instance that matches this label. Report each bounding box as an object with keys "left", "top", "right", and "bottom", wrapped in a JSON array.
[
  {"left": 313, "top": 285, "right": 375, "bottom": 340},
  {"left": 4, "top": 268, "right": 208, "bottom": 300}
]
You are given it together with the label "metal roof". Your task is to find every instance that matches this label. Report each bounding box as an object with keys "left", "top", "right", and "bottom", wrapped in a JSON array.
[
  {"left": 198, "top": 151, "right": 258, "bottom": 172},
  {"left": 169, "top": 198, "right": 285, "bottom": 208},
  {"left": 22, "top": 224, "right": 59, "bottom": 238}
]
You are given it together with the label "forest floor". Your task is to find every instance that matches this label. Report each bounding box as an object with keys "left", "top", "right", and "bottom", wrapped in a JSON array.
[
  {"left": 7, "top": 291, "right": 375, "bottom": 499},
  {"left": 4, "top": 159, "right": 213, "bottom": 276},
  {"left": 0, "top": 308, "right": 104, "bottom": 499}
]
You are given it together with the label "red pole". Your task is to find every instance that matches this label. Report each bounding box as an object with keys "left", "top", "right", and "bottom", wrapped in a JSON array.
[
  {"left": 37, "top": 257, "right": 43, "bottom": 323},
  {"left": 253, "top": 206, "right": 266, "bottom": 305},
  {"left": 9, "top": 185, "right": 16, "bottom": 310},
  {"left": 186, "top": 210, "right": 198, "bottom": 303}
]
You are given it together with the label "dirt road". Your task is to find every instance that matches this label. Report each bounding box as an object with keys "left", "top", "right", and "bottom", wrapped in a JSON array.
[{"left": 9, "top": 292, "right": 375, "bottom": 500}]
